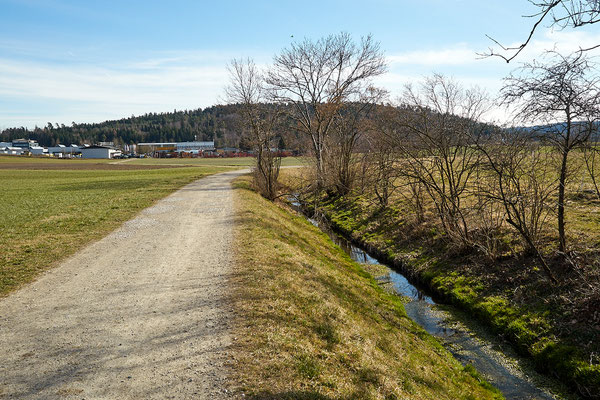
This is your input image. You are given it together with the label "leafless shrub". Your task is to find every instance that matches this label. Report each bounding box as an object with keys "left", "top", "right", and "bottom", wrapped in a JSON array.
[
  {"left": 391, "top": 75, "right": 491, "bottom": 248},
  {"left": 360, "top": 105, "right": 400, "bottom": 207},
  {"left": 226, "top": 58, "right": 282, "bottom": 200},
  {"left": 501, "top": 51, "right": 600, "bottom": 253},
  {"left": 325, "top": 89, "right": 386, "bottom": 196},
  {"left": 477, "top": 129, "right": 559, "bottom": 282}
]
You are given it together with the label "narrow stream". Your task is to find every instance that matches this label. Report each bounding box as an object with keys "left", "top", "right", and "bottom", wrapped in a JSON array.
[{"left": 289, "top": 198, "right": 561, "bottom": 400}]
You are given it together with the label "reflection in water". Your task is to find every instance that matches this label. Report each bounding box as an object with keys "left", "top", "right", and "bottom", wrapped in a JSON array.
[{"left": 288, "top": 197, "right": 557, "bottom": 400}]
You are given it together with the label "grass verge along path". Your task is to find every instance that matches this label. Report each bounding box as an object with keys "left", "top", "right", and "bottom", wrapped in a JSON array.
[
  {"left": 0, "top": 165, "right": 230, "bottom": 296},
  {"left": 229, "top": 177, "right": 502, "bottom": 400}
]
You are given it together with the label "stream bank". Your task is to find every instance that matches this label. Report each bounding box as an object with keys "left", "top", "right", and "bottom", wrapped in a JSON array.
[{"left": 288, "top": 197, "right": 568, "bottom": 400}]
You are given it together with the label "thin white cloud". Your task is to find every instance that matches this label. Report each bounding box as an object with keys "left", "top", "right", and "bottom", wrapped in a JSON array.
[
  {"left": 386, "top": 30, "right": 600, "bottom": 68},
  {"left": 3, "top": 27, "right": 600, "bottom": 128},
  {"left": 0, "top": 56, "right": 232, "bottom": 127},
  {"left": 0, "top": 44, "right": 278, "bottom": 127}
]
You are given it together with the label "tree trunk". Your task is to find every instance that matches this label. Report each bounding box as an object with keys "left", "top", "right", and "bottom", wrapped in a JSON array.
[{"left": 558, "top": 146, "right": 569, "bottom": 253}]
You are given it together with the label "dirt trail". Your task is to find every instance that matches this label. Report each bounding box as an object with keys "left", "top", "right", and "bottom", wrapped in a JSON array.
[{"left": 0, "top": 170, "right": 247, "bottom": 399}]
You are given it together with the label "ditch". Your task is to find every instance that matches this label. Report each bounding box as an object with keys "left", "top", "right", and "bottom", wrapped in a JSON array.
[{"left": 288, "top": 196, "right": 568, "bottom": 400}]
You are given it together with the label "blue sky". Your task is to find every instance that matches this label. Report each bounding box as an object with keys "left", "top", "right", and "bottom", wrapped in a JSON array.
[{"left": 1, "top": 0, "right": 599, "bottom": 128}]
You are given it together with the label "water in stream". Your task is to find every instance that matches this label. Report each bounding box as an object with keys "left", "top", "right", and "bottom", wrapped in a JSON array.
[{"left": 291, "top": 199, "right": 561, "bottom": 400}]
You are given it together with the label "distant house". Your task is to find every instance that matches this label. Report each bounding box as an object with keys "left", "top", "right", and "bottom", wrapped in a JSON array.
[{"left": 80, "top": 145, "right": 122, "bottom": 159}]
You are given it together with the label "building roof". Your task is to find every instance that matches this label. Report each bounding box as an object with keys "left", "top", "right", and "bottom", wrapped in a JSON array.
[
  {"left": 138, "top": 141, "right": 215, "bottom": 147},
  {"left": 81, "top": 145, "right": 119, "bottom": 150}
]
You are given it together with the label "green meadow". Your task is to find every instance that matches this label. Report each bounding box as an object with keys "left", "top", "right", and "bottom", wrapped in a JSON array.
[{"left": 0, "top": 162, "right": 231, "bottom": 295}]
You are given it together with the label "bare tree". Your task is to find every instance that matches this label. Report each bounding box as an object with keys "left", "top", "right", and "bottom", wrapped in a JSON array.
[
  {"left": 326, "top": 88, "right": 387, "bottom": 195},
  {"left": 363, "top": 104, "right": 401, "bottom": 207},
  {"left": 266, "top": 33, "right": 387, "bottom": 189},
  {"left": 501, "top": 51, "right": 600, "bottom": 252},
  {"left": 226, "top": 58, "right": 282, "bottom": 200},
  {"left": 392, "top": 75, "right": 490, "bottom": 247},
  {"left": 478, "top": 129, "right": 559, "bottom": 283},
  {"left": 483, "top": 0, "right": 600, "bottom": 62}
]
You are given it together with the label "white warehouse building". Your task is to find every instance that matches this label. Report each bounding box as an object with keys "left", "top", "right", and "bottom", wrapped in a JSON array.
[{"left": 80, "top": 145, "right": 122, "bottom": 159}]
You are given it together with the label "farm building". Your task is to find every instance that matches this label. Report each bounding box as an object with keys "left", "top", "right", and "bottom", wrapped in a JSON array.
[
  {"left": 0, "top": 147, "right": 25, "bottom": 155},
  {"left": 175, "top": 141, "right": 215, "bottom": 152},
  {"left": 137, "top": 141, "right": 215, "bottom": 156},
  {"left": 137, "top": 141, "right": 215, "bottom": 152},
  {"left": 47, "top": 144, "right": 82, "bottom": 158},
  {"left": 12, "top": 139, "right": 39, "bottom": 149},
  {"left": 29, "top": 146, "right": 48, "bottom": 156},
  {"left": 80, "top": 145, "right": 122, "bottom": 159}
]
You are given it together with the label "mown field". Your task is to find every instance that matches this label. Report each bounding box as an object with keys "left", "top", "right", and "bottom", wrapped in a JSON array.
[
  {"left": 0, "top": 156, "right": 235, "bottom": 295},
  {"left": 229, "top": 176, "right": 503, "bottom": 399}
]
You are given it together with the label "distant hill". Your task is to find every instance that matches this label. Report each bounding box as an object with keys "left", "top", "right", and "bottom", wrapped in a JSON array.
[
  {"left": 0, "top": 104, "right": 301, "bottom": 150},
  {"left": 2, "top": 103, "right": 507, "bottom": 152}
]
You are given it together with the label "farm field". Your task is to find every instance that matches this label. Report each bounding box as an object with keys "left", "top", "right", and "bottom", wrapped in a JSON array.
[{"left": 0, "top": 158, "right": 235, "bottom": 296}]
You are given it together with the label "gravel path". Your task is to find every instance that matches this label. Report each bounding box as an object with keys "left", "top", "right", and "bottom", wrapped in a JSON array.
[{"left": 0, "top": 170, "right": 247, "bottom": 399}]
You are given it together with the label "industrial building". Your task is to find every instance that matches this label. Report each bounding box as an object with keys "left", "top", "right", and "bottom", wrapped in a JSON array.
[
  {"left": 0, "top": 139, "right": 232, "bottom": 159},
  {"left": 11, "top": 139, "right": 39, "bottom": 149},
  {"left": 47, "top": 144, "right": 83, "bottom": 158},
  {"left": 80, "top": 145, "right": 122, "bottom": 159},
  {"left": 0, "top": 146, "right": 25, "bottom": 155},
  {"left": 137, "top": 141, "right": 215, "bottom": 157}
]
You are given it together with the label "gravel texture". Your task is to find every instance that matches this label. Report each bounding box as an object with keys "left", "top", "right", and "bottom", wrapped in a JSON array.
[{"left": 0, "top": 170, "right": 246, "bottom": 399}]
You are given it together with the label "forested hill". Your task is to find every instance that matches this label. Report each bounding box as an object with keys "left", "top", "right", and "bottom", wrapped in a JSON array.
[
  {"left": 1, "top": 103, "right": 501, "bottom": 151},
  {"left": 0, "top": 104, "right": 258, "bottom": 149}
]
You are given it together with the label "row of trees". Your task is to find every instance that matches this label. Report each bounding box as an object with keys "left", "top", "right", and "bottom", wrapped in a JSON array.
[
  {"left": 228, "top": 33, "right": 600, "bottom": 283},
  {"left": 364, "top": 55, "right": 600, "bottom": 283}
]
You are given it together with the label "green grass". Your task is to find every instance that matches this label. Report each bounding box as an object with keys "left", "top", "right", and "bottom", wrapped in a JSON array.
[
  {"left": 229, "top": 176, "right": 503, "bottom": 399},
  {"left": 0, "top": 165, "right": 229, "bottom": 295},
  {"left": 0, "top": 154, "right": 308, "bottom": 167}
]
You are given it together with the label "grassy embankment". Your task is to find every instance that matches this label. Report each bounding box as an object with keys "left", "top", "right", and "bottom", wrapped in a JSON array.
[
  {"left": 0, "top": 156, "right": 235, "bottom": 295},
  {"left": 277, "top": 163, "right": 600, "bottom": 398},
  {"left": 229, "top": 176, "right": 502, "bottom": 400}
]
